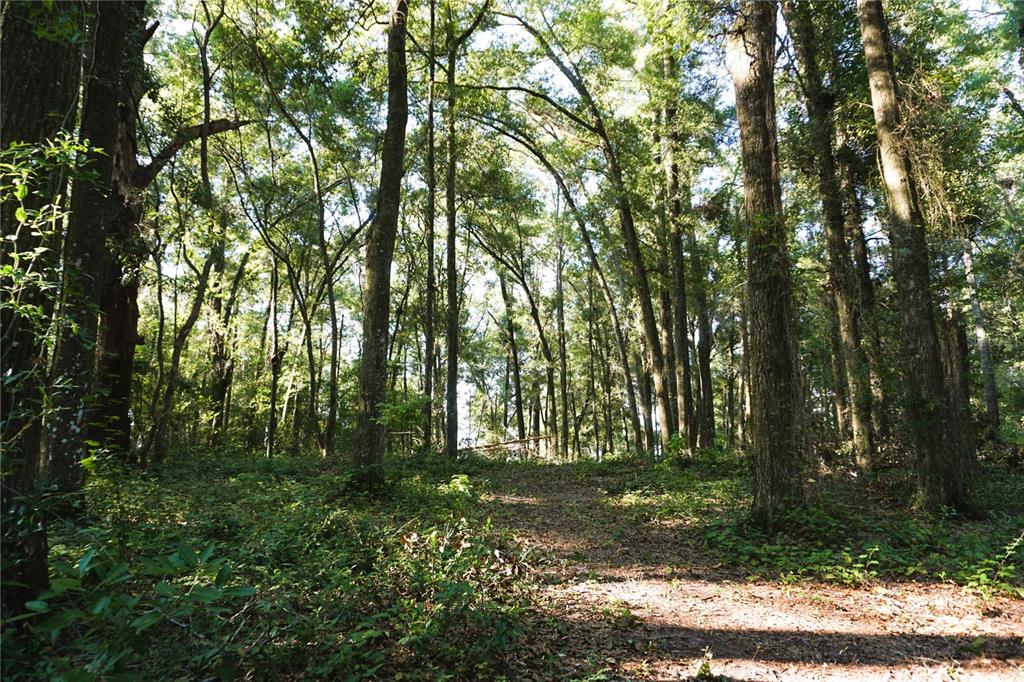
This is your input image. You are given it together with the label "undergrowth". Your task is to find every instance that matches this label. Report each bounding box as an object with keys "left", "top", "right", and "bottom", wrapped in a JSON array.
[
  {"left": 604, "top": 451, "right": 1024, "bottom": 597},
  {"left": 2, "top": 452, "right": 529, "bottom": 680}
]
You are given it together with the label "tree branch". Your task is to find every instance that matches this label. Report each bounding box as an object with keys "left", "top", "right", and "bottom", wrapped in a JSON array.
[{"left": 134, "top": 118, "right": 256, "bottom": 189}]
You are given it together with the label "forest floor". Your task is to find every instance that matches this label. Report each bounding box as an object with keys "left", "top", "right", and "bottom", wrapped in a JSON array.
[
  {"left": 480, "top": 460, "right": 1024, "bottom": 681},
  {"left": 12, "top": 451, "right": 1022, "bottom": 680}
]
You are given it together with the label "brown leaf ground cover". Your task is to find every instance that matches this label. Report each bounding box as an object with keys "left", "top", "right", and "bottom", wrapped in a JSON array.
[{"left": 481, "top": 462, "right": 1024, "bottom": 681}]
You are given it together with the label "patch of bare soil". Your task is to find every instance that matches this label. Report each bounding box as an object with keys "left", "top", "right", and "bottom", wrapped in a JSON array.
[{"left": 481, "top": 465, "right": 1024, "bottom": 681}]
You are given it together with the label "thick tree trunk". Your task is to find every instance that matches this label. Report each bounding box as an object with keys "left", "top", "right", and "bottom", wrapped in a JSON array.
[
  {"left": 45, "top": 0, "right": 129, "bottom": 491},
  {"left": 858, "top": 0, "right": 974, "bottom": 510},
  {"left": 727, "top": 0, "right": 803, "bottom": 529},
  {"left": 355, "top": 0, "right": 408, "bottom": 486},
  {"left": 785, "top": 1, "right": 874, "bottom": 466},
  {"left": 0, "top": 0, "right": 83, "bottom": 615}
]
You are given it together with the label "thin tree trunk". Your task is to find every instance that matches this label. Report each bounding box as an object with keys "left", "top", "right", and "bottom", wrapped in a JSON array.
[
  {"left": 500, "top": 274, "right": 527, "bottom": 440},
  {"left": 962, "top": 239, "right": 1000, "bottom": 439},
  {"left": 662, "top": 52, "right": 696, "bottom": 448},
  {"left": 423, "top": 0, "right": 437, "bottom": 454},
  {"left": 556, "top": 238, "right": 570, "bottom": 460},
  {"left": 690, "top": 225, "right": 715, "bottom": 449},
  {"left": 143, "top": 253, "right": 216, "bottom": 465},
  {"left": 266, "top": 261, "right": 281, "bottom": 459}
]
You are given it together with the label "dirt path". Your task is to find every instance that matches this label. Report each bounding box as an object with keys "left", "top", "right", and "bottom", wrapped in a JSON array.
[{"left": 479, "top": 464, "right": 1024, "bottom": 681}]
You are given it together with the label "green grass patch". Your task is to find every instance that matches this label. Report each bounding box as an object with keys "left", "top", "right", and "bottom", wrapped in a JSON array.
[
  {"left": 4, "top": 453, "right": 529, "bottom": 680},
  {"left": 604, "top": 454, "right": 1024, "bottom": 596}
]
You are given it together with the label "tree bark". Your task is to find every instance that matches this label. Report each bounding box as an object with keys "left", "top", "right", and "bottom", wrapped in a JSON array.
[
  {"left": 556, "top": 238, "right": 570, "bottom": 460},
  {"left": 45, "top": 0, "right": 129, "bottom": 491},
  {"left": 355, "top": 0, "right": 408, "bottom": 486},
  {"left": 727, "top": 0, "right": 803, "bottom": 529},
  {"left": 423, "top": 0, "right": 437, "bottom": 454},
  {"left": 857, "top": 0, "right": 974, "bottom": 510},
  {"left": 837, "top": 142, "right": 890, "bottom": 440},
  {"left": 0, "top": 0, "right": 83, "bottom": 615}
]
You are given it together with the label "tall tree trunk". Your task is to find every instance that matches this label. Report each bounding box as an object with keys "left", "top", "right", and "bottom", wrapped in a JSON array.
[
  {"left": 784, "top": 1, "right": 874, "bottom": 466},
  {"left": 422, "top": 0, "right": 437, "bottom": 455},
  {"left": 837, "top": 142, "right": 890, "bottom": 440},
  {"left": 485, "top": 122, "right": 646, "bottom": 454},
  {"left": 141, "top": 249, "right": 215, "bottom": 465},
  {"left": 825, "top": 290, "right": 851, "bottom": 440},
  {"left": 0, "top": 0, "right": 83, "bottom": 615},
  {"left": 266, "top": 260, "right": 281, "bottom": 459},
  {"left": 444, "top": 16, "right": 459, "bottom": 458},
  {"left": 858, "top": 0, "right": 974, "bottom": 510},
  {"left": 636, "top": 351, "right": 655, "bottom": 453},
  {"left": 962, "top": 238, "right": 1000, "bottom": 439},
  {"left": 690, "top": 226, "right": 715, "bottom": 449},
  {"left": 355, "top": 0, "right": 408, "bottom": 486},
  {"left": 556, "top": 238, "right": 570, "bottom": 460},
  {"left": 727, "top": 0, "right": 803, "bottom": 529},
  {"left": 662, "top": 53, "right": 696, "bottom": 448},
  {"left": 45, "top": 0, "right": 129, "bottom": 492}
]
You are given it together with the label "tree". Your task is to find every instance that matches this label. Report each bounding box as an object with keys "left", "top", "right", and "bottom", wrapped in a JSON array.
[
  {"left": 0, "top": 0, "right": 84, "bottom": 615},
  {"left": 857, "top": 0, "right": 974, "bottom": 511},
  {"left": 45, "top": 0, "right": 130, "bottom": 492},
  {"left": 354, "top": 0, "right": 409, "bottom": 486},
  {"left": 784, "top": 1, "right": 874, "bottom": 467},
  {"left": 726, "top": 0, "right": 802, "bottom": 528}
]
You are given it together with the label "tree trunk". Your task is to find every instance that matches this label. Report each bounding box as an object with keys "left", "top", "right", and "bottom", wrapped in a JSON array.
[
  {"left": 858, "top": 0, "right": 974, "bottom": 511},
  {"left": 499, "top": 274, "right": 526, "bottom": 440},
  {"left": 727, "top": 0, "right": 803, "bottom": 529},
  {"left": 556, "top": 239, "right": 570, "bottom": 460},
  {"left": 825, "top": 290, "right": 851, "bottom": 440},
  {"left": 690, "top": 227, "right": 715, "bottom": 449},
  {"left": 266, "top": 261, "right": 281, "bottom": 459},
  {"left": 444, "top": 17, "right": 460, "bottom": 458},
  {"left": 355, "top": 0, "right": 408, "bottom": 486},
  {"left": 0, "top": 0, "right": 83, "bottom": 616},
  {"left": 45, "top": 0, "right": 129, "bottom": 491},
  {"left": 662, "top": 53, "right": 696, "bottom": 448},
  {"left": 837, "top": 142, "right": 890, "bottom": 440},
  {"left": 509, "top": 13, "right": 673, "bottom": 454},
  {"left": 142, "top": 250, "right": 215, "bottom": 466},
  {"left": 962, "top": 239, "right": 1000, "bottom": 439},
  {"left": 422, "top": 0, "right": 437, "bottom": 455},
  {"left": 784, "top": 1, "right": 874, "bottom": 467}
]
